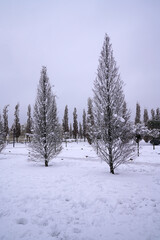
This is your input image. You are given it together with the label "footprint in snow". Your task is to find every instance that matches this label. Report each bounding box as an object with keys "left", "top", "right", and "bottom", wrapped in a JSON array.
[
  {"left": 73, "top": 228, "right": 81, "bottom": 233},
  {"left": 50, "top": 225, "right": 60, "bottom": 238},
  {"left": 16, "top": 218, "right": 28, "bottom": 225}
]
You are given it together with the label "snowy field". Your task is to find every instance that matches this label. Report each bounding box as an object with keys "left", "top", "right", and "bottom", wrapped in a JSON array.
[{"left": 0, "top": 141, "right": 160, "bottom": 240}]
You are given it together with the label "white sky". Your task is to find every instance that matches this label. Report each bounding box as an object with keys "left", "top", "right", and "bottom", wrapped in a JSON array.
[{"left": 0, "top": 0, "right": 160, "bottom": 126}]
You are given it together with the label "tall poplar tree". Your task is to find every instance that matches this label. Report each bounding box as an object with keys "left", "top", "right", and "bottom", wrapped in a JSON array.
[
  {"left": 69, "top": 123, "right": 73, "bottom": 139},
  {"left": 93, "top": 34, "right": 134, "bottom": 174},
  {"left": 13, "top": 103, "right": 21, "bottom": 143},
  {"left": 0, "top": 113, "right": 5, "bottom": 152},
  {"left": 3, "top": 105, "right": 9, "bottom": 140},
  {"left": 31, "top": 66, "right": 62, "bottom": 166},
  {"left": 62, "top": 105, "right": 69, "bottom": 133},
  {"left": 82, "top": 109, "right": 87, "bottom": 141},
  {"left": 134, "top": 103, "right": 144, "bottom": 156},
  {"left": 26, "top": 104, "right": 33, "bottom": 142},
  {"left": 143, "top": 108, "right": 149, "bottom": 126},
  {"left": 86, "top": 98, "right": 94, "bottom": 144},
  {"left": 73, "top": 108, "right": 78, "bottom": 140},
  {"left": 151, "top": 109, "right": 155, "bottom": 120},
  {"left": 135, "top": 103, "right": 141, "bottom": 125},
  {"left": 79, "top": 122, "right": 83, "bottom": 139},
  {"left": 155, "top": 108, "right": 160, "bottom": 121}
]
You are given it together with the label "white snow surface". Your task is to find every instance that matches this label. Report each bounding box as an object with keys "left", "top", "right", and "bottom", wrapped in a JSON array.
[{"left": 0, "top": 141, "right": 160, "bottom": 240}]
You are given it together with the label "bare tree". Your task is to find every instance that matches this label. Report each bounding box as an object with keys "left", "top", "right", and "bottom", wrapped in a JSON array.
[
  {"left": 93, "top": 34, "right": 135, "bottom": 174},
  {"left": 31, "top": 66, "right": 62, "bottom": 166}
]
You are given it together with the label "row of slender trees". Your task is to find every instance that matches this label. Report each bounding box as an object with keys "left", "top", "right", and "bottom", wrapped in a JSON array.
[
  {"left": 62, "top": 99, "right": 94, "bottom": 143},
  {"left": 0, "top": 33, "right": 160, "bottom": 173},
  {"left": 0, "top": 100, "right": 94, "bottom": 143},
  {"left": 0, "top": 101, "right": 159, "bottom": 144},
  {"left": 0, "top": 103, "right": 32, "bottom": 143},
  {"left": 135, "top": 103, "right": 160, "bottom": 125}
]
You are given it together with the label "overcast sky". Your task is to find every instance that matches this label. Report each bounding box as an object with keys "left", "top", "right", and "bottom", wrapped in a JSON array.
[{"left": 0, "top": 0, "right": 160, "bottom": 126}]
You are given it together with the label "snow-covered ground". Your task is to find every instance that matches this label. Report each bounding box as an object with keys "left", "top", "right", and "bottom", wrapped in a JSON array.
[{"left": 0, "top": 141, "right": 160, "bottom": 240}]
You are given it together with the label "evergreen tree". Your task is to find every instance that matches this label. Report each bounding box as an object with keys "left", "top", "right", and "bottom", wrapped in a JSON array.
[
  {"left": 62, "top": 105, "right": 69, "bottom": 133},
  {"left": 82, "top": 109, "right": 87, "bottom": 141},
  {"left": 86, "top": 98, "right": 94, "bottom": 144},
  {"left": 13, "top": 103, "right": 21, "bottom": 143},
  {"left": 143, "top": 108, "right": 149, "bottom": 126},
  {"left": 69, "top": 123, "right": 73, "bottom": 139},
  {"left": 155, "top": 108, "right": 160, "bottom": 121},
  {"left": 143, "top": 108, "right": 150, "bottom": 143},
  {"left": 122, "top": 101, "right": 130, "bottom": 123},
  {"left": 31, "top": 66, "right": 62, "bottom": 166},
  {"left": 3, "top": 105, "right": 9, "bottom": 140},
  {"left": 79, "top": 122, "right": 83, "bottom": 139},
  {"left": 151, "top": 109, "right": 155, "bottom": 120},
  {"left": 93, "top": 34, "right": 134, "bottom": 174},
  {"left": 0, "top": 113, "right": 5, "bottom": 152},
  {"left": 26, "top": 104, "right": 33, "bottom": 142},
  {"left": 73, "top": 108, "right": 78, "bottom": 140},
  {"left": 135, "top": 103, "right": 141, "bottom": 125},
  {"left": 133, "top": 123, "right": 145, "bottom": 156}
]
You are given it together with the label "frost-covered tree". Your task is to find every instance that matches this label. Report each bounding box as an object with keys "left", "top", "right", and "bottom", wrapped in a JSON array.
[
  {"left": 13, "top": 103, "right": 21, "bottom": 143},
  {"left": 69, "top": 123, "right": 73, "bottom": 139},
  {"left": 26, "top": 104, "right": 32, "bottom": 133},
  {"left": 86, "top": 98, "right": 94, "bottom": 144},
  {"left": 122, "top": 101, "right": 130, "bottom": 123},
  {"left": 93, "top": 34, "right": 135, "bottom": 174},
  {"left": 82, "top": 109, "right": 87, "bottom": 141},
  {"left": 62, "top": 105, "right": 69, "bottom": 145},
  {"left": 135, "top": 103, "right": 141, "bottom": 125},
  {"left": 134, "top": 103, "right": 143, "bottom": 155},
  {"left": 143, "top": 108, "right": 149, "bottom": 126},
  {"left": 3, "top": 105, "right": 9, "bottom": 140},
  {"left": 143, "top": 108, "right": 150, "bottom": 143},
  {"left": 151, "top": 108, "right": 155, "bottom": 120},
  {"left": 62, "top": 105, "right": 69, "bottom": 133},
  {"left": 73, "top": 108, "right": 78, "bottom": 140},
  {"left": 31, "top": 66, "right": 62, "bottom": 167},
  {"left": 26, "top": 104, "right": 33, "bottom": 142},
  {"left": 79, "top": 122, "right": 83, "bottom": 139},
  {"left": 133, "top": 123, "right": 147, "bottom": 156},
  {"left": 155, "top": 108, "right": 160, "bottom": 121},
  {"left": 0, "top": 113, "right": 5, "bottom": 152}
]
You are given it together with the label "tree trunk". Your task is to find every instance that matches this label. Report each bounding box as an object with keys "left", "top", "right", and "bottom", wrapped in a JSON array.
[
  {"left": 110, "top": 164, "right": 114, "bottom": 174},
  {"left": 137, "top": 141, "right": 139, "bottom": 157},
  {"left": 109, "top": 157, "right": 114, "bottom": 174},
  {"left": 97, "top": 142, "right": 98, "bottom": 155},
  {"left": 45, "top": 160, "right": 48, "bottom": 167},
  {"left": 109, "top": 145, "right": 114, "bottom": 174}
]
